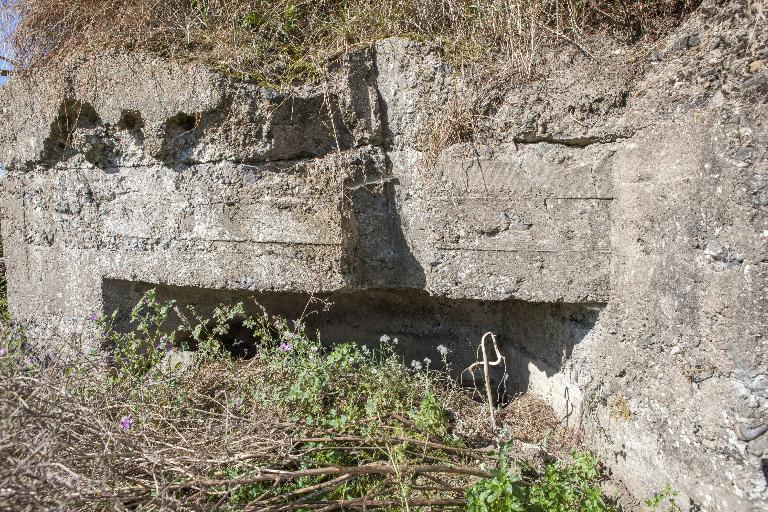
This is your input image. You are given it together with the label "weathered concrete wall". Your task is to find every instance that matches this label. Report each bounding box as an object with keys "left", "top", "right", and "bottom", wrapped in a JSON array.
[{"left": 0, "top": 1, "right": 766, "bottom": 509}]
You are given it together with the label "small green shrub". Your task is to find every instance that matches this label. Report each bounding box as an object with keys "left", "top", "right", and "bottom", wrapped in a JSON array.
[
  {"left": 102, "top": 289, "right": 176, "bottom": 382},
  {"left": 411, "top": 393, "right": 449, "bottom": 437},
  {"left": 645, "top": 483, "right": 681, "bottom": 510},
  {"left": 101, "top": 290, "right": 264, "bottom": 381},
  {"left": 467, "top": 450, "right": 613, "bottom": 512},
  {"left": 185, "top": 301, "right": 258, "bottom": 360},
  {"left": 466, "top": 448, "right": 528, "bottom": 512},
  {"left": 261, "top": 320, "right": 451, "bottom": 438}
]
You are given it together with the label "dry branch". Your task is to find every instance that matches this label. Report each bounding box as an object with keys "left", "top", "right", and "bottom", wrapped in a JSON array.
[
  {"left": 165, "top": 463, "right": 491, "bottom": 489},
  {"left": 255, "top": 497, "right": 467, "bottom": 511}
]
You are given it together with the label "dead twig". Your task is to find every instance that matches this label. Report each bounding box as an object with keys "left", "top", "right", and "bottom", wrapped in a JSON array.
[{"left": 165, "top": 462, "right": 491, "bottom": 489}]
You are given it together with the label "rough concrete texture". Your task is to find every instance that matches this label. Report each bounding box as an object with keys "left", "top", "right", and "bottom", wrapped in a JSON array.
[{"left": 0, "top": 0, "right": 766, "bottom": 509}]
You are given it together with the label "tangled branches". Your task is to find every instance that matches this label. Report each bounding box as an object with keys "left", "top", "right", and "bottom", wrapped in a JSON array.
[
  {"left": 0, "top": 304, "right": 499, "bottom": 512},
  {"left": 0, "top": 355, "right": 488, "bottom": 510},
  {"left": 0, "top": 294, "right": 603, "bottom": 510}
]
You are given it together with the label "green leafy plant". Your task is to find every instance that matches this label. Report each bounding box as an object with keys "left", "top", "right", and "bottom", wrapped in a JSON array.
[
  {"left": 645, "top": 483, "right": 681, "bottom": 510},
  {"left": 410, "top": 392, "right": 449, "bottom": 437},
  {"left": 264, "top": 324, "right": 451, "bottom": 438},
  {"left": 185, "top": 301, "right": 258, "bottom": 361},
  {"left": 467, "top": 450, "right": 614, "bottom": 512},
  {"left": 466, "top": 447, "right": 527, "bottom": 512},
  {"left": 103, "top": 289, "right": 176, "bottom": 382}
]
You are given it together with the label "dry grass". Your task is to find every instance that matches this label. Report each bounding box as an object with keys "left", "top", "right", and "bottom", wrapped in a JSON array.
[
  {"left": 1, "top": 0, "right": 700, "bottom": 85},
  {"left": 0, "top": 306, "right": 501, "bottom": 512},
  {"left": 499, "top": 394, "right": 578, "bottom": 453},
  {"left": 1, "top": 351, "right": 285, "bottom": 510},
  {"left": 416, "top": 62, "right": 515, "bottom": 171},
  {"left": 609, "top": 393, "right": 632, "bottom": 421},
  {"left": 0, "top": 294, "right": 588, "bottom": 511},
  {"left": 0, "top": 351, "right": 486, "bottom": 510}
]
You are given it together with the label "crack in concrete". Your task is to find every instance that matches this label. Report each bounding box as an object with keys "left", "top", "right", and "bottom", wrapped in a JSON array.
[{"left": 513, "top": 133, "right": 631, "bottom": 148}]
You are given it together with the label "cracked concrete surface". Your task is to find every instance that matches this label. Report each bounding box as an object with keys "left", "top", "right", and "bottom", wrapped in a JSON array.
[{"left": 0, "top": 0, "right": 766, "bottom": 509}]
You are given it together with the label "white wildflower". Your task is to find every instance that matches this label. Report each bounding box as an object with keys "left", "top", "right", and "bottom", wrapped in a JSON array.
[
  {"left": 437, "top": 345, "right": 449, "bottom": 357},
  {"left": 380, "top": 335, "right": 391, "bottom": 343},
  {"left": 423, "top": 357, "right": 432, "bottom": 366},
  {"left": 392, "top": 337, "right": 399, "bottom": 345},
  {"left": 410, "top": 360, "right": 423, "bottom": 370}
]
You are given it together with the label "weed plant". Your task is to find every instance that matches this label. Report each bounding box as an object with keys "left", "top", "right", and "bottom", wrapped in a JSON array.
[{"left": 0, "top": 289, "right": 623, "bottom": 510}]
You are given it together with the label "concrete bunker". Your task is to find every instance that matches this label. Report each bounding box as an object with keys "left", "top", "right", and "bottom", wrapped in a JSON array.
[
  {"left": 2, "top": 24, "right": 767, "bottom": 507},
  {"left": 103, "top": 278, "right": 603, "bottom": 418}
]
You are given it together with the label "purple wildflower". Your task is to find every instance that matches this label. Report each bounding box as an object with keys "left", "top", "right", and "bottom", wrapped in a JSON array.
[
  {"left": 0, "top": 348, "right": 6, "bottom": 357},
  {"left": 119, "top": 415, "right": 133, "bottom": 431},
  {"left": 278, "top": 342, "right": 292, "bottom": 352},
  {"left": 87, "top": 312, "right": 98, "bottom": 322}
]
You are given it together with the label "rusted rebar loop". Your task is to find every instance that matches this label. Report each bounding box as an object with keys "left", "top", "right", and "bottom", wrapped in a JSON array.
[{"left": 462, "top": 332, "right": 506, "bottom": 430}]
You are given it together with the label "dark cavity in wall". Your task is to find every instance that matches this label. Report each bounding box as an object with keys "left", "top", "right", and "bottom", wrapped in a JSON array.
[
  {"left": 102, "top": 279, "right": 603, "bottom": 401},
  {"left": 117, "top": 110, "right": 146, "bottom": 136}
]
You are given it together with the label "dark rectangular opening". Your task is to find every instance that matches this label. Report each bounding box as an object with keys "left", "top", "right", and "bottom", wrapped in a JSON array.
[{"left": 102, "top": 278, "right": 604, "bottom": 416}]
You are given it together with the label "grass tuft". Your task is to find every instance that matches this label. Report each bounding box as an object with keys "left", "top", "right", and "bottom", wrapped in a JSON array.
[{"left": 1, "top": 0, "right": 700, "bottom": 86}]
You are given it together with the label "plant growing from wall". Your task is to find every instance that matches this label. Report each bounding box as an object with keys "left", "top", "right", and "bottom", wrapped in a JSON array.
[{"left": 645, "top": 483, "right": 681, "bottom": 511}]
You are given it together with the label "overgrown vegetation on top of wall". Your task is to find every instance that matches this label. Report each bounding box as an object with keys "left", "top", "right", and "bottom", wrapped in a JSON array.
[{"left": 1, "top": 0, "right": 699, "bottom": 85}]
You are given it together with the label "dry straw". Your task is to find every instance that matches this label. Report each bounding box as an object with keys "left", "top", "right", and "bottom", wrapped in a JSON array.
[
  {"left": 1, "top": 0, "right": 699, "bottom": 84},
  {"left": 0, "top": 346, "right": 481, "bottom": 510}
]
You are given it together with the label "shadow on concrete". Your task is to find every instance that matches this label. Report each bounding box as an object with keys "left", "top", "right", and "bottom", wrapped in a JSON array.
[
  {"left": 343, "top": 179, "right": 426, "bottom": 288},
  {"left": 102, "top": 279, "right": 602, "bottom": 401}
]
